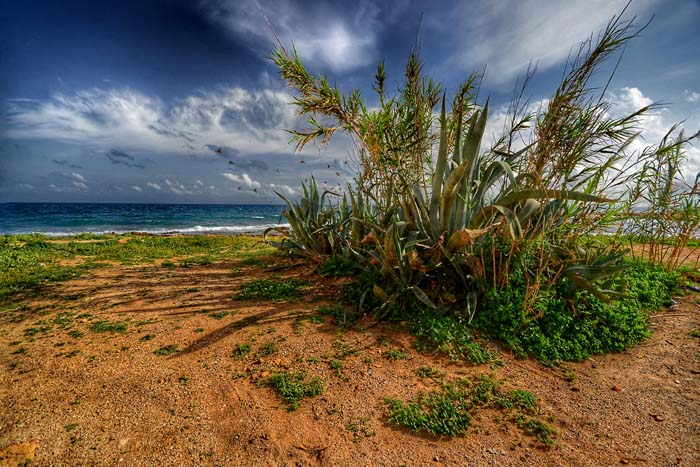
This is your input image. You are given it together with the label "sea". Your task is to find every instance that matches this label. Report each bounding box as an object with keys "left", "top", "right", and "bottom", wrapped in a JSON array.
[{"left": 0, "top": 203, "right": 289, "bottom": 236}]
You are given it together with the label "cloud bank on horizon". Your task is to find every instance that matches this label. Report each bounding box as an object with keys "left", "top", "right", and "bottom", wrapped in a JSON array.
[{"left": 1, "top": 0, "right": 698, "bottom": 203}]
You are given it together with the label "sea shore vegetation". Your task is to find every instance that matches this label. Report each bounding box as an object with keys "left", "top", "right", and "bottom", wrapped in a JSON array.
[{"left": 268, "top": 10, "right": 698, "bottom": 365}]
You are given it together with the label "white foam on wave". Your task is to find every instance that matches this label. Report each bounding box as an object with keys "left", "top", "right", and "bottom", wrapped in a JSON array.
[{"left": 11, "top": 223, "right": 291, "bottom": 237}]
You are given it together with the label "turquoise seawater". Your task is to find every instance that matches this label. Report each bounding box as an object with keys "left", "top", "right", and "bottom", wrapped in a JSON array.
[{"left": 0, "top": 203, "right": 288, "bottom": 236}]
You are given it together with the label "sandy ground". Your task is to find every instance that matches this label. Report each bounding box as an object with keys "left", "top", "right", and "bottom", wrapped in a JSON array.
[{"left": 1, "top": 259, "right": 698, "bottom": 467}]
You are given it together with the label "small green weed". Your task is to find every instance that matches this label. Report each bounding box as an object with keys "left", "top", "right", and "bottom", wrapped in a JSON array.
[
  {"left": 345, "top": 417, "right": 375, "bottom": 439},
  {"left": 508, "top": 390, "right": 538, "bottom": 412},
  {"left": 68, "top": 329, "right": 83, "bottom": 339},
  {"left": 415, "top": 365, "right": 447, "bottom": 380},
  {"left": 209, "top": 311, "right": 229, "bottom": 320},
  {"left": 332, "top": 340, "right": 358, "bottom": 358},
  {"left": 237, "top": 278, "right": 304, "bottom": 301},
  {"left": 24, "top": 326, "right": 51, "bottom": 337},
  {"left": 266, "top": 371, "right": 325, "bottom": 411},
  {"left": 54, "top": 312, "right": 75, "bottom": 328},
  {"left": 258, "top": 342, "right": 278, "bottom": 357},
  {"left": 515, "top": 413, "right": 557, "bottom": 447},
  {"left": 384, "top": 391, "right": 472, "bottom": 437},
  {"left": 329, "top": 359, "right": 343, "bottom": 377},
  {"left": 385, "top": 349, "right": 409, "bottom": 360},
  {"left": 139, "top": 334, "right": 156, "bottom": 342},
  {"left": 90, "top": 320, "right": 127, "bottom": 334},
  {"left": 293, "top": 317, "right": 304, "bottom": 335},
  {"left": 232, "top": 343, "right": 251, "bottom": 359},
  {"left": 317, "top": 304, "right": 353, "bottom": 327},
  {"left": 154, "top": 344, "right": 179, "bottom": 356}
]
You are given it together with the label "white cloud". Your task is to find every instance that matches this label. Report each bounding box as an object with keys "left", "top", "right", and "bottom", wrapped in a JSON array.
[
  {"left": 221, "top": 172, "right": 261, "bottom": 188},
  {"left": 483, "top": 98, "right": 549, "bottom": 150},
  {"left": 201, "top": 0, "right": 381, "bottom": 72},
  {"left": 131, "top": 185, "right": 143, "bottom": 191},
  {"left": 6, "top": 86, "right": 300, "bottom": 156},
  {"left": 72, "top": 172, "right": 86, "bottom": 182},
  {"left": 164, "top": 178, "right": 194, "bottom": 195},
  {"left": 146, "top": 182, "right": 162, "bottom": 190},
  {"left": 608, "top": 86, "right": 700, "bottom": 178},
  {"left": 72, "top": 181, "right": 88, "bottom": 190},
  {"left": 446, "top": 0, "right": 660, "bottom": 86},
  {"left": 269, "top": 183, "right": 297, "bottom": 196},
  {"left": 684, "top": 90, "right": 700, "bottom": 103}
]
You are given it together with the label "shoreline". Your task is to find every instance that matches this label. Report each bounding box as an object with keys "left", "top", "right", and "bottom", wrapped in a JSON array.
[{"left": 0, "top": 225, "right": 290, "bottom": 238}]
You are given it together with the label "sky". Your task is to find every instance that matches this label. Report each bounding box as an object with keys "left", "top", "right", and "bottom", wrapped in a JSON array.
[{"left": 1, "top": 0, "right": 699, "bottom": 204}]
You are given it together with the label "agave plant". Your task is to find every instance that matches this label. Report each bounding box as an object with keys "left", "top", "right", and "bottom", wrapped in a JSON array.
[
  {"left": 270, "top": 8, "right": 694, "bottom": 321},
  {"left": 353, "top": 91, "right": 616, "bottom": 318},
  {"left": 265, "top": 176, "right": 350, "bottom": 259}
]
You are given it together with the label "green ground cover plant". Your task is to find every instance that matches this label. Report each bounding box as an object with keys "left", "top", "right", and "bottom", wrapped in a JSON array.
[
  {"left": 384, "top": 375, "right": 554, "bottom": 445},
  {"left": 265, "top": 371, "right": 325, "bottom": 411}
]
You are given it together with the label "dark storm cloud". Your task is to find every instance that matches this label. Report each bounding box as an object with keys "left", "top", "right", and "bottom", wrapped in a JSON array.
[
  {"left": 106, "top": 149, "right": 154, "bottom": 169},
  {"left": 205, "top": 144, "right": 240, "bottom": 158},
  {"left": 205, "top": 144, "right": 269, "bottom": 172},
  {"left": 52, "top": 159, "right": 83, "bottom": 169}
]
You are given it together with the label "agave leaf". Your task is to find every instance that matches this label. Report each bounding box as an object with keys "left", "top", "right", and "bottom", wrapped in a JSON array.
[
  {"left": 446, "top": 227, "right": 491, "bottom": 252},
  {"left": 471, "top": 144, "right": 534, "bottom": 214},
  {"left": 464, "top": 291, "right": 477, "bottom": 324},
  {"left": 516, "top": 198, "right": 542, "bottom": 224},
  {"left": 565, "top": 262, "right": 629, "bottom": 282},
  {"left": 429, "top": 95, "right": 448, "bottom": 232},
  {"left": 411, "top": 286, "right": 437, "bottom": 309},
  {"left": 567, "top": 272, "right": 612, "bottom": 304},
  {"left": 496, "top": 189, "right": 615, "bottom": 207},
  {"left": 471, "top": 204, "right": 522, "bottom": 238},
  {"left": 438, "top": 245, "right": 469, "bottom": 290},
  {"left": 462, "top": 106, "right": 486, "bottom": 187},
  {"left": 373, "top": 284, "right": 388, "bottom": 302},
  {"left": 440, "top": 101, "right": 489, "bottom": 233}
]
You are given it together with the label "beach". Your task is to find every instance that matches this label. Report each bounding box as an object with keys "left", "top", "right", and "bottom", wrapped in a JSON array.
[{"left": 1, "top": 234, "right": 698, "bottom": 466}]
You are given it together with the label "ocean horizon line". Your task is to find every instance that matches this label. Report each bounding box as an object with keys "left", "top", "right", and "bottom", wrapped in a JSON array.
[{"left": 0, "top": 201, "right": 287, "bottom": 207}]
